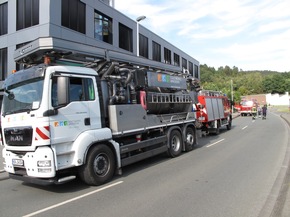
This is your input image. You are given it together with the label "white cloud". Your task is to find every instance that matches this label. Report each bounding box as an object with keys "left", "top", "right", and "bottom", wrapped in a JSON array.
[
  {"left": 207, "top": 28, "right": 290, "bottom": 71},
  {"left": 258, "top": 19, "right": 290, "bottom": 33},
  {"left": 115, "top": 0, "right": 290, "bottom": 72}
]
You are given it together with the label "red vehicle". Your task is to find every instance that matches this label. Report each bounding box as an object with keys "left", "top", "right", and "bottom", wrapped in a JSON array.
[
  {"left": 240, "top": 100, "right": 257, "bottom": 116},
  {"left": 196, "top": 90, "right": 232, "bottom": 135}
]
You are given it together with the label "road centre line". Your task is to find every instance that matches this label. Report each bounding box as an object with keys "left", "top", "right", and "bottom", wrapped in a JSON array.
[
  {"left": 23, "top": 181, "right": 123, "bottom": 217},
  {"left": 242, "top": 126, "right": 248, "bottom": 130},
  {"left": 206, "top": 139, "right": 225, "bottom": 148}
]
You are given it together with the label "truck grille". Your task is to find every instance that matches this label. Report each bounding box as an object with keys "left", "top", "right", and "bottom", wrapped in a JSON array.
[{"left": 4, "top": 127, "right": 33, "bottom": 146}]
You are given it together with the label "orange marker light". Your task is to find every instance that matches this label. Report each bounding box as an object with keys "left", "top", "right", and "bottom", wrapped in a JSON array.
[{"left": 44, "top": 56, "right": 51, "bottom": 65}]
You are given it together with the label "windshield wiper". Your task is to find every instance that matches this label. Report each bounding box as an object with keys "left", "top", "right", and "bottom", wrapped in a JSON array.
[
  {"left": 15, "top": 108, "right": 32, "bottom": 114},
  {"left": 3, "top": 106, "right": 32, "bottom": 116}
]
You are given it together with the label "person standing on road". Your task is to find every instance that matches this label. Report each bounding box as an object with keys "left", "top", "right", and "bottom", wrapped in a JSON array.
[
  {"left": 258, "top": 106, "right": 262, "bottom": 118},
  {"left": 262, "top": 104, "right": 267, "bottom": 119},
  {"left": 252, "top": 105, "right": 257, "bottom": 119}
]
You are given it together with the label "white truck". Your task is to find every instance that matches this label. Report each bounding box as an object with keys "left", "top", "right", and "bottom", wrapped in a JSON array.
[{"left": 1, "top": 37, "right": 200, "bottom": 185}]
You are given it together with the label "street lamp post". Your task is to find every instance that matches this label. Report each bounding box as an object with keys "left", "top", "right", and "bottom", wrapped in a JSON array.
[
  {"left": 136, "top": 15, "right": 146, "bottom": 57},
  {"left": 231, "top": 79, "right": 234, "bottom": 112},
  {"left": 110, "top": 0, "right": 115, "bottom": 8}
]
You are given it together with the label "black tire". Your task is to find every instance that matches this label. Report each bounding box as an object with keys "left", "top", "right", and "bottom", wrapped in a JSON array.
[
  {"left": 79, "top": 144, "right": 115, "bottom": 186},
  {"left": 214, "top": 122, "right": 220, "bottom": 135},
  {"left": 185, "top": 127, "right": 195, "bottom": 152},
  {"left": 167, "top": 129, "right": 183, "bottom": 157},
  {"left": 226, "top": 119, "right": 232, "bottom": 130}
]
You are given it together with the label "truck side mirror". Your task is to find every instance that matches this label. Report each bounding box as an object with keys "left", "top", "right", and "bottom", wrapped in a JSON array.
[{"left": 57, "top": 76, "right": 69, "bottom": 106}]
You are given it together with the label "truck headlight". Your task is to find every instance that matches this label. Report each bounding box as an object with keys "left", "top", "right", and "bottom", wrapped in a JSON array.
[{"left": 37, "top": 160, "right": 51, "bottom": 167}]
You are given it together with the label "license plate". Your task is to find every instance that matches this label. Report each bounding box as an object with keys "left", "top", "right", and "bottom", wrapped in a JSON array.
[{"left": 12, "top": 159, "right": 24, "bottom": 166}]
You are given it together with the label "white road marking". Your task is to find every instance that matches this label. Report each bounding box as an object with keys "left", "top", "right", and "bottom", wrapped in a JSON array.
[
  {"left": 206, "top": 139, "right": 225, "bottom": 148},
  {"left": 23, "top": 181, "right": 123, "bottom": 217},
  {"left": 242, "top": 126, "right": 248, "bottom": 130}
]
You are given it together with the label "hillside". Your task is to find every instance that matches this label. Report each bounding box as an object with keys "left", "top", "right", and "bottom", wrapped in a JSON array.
[{"left": 200, "top": 64, "right": 290, "bottom": 103}]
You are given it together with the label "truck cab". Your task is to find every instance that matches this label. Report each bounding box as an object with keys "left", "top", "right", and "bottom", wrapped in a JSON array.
[{"left": 1, "top": 64, "right": 114, "bottom": 184}]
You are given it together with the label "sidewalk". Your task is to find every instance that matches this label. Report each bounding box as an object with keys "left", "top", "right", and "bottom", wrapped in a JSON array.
[{"left": 271, "top": 112, "right": 290, "bottom": 217}]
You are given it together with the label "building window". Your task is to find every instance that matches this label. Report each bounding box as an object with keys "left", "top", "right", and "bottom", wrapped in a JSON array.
[
  {"left": 0, "top": 48, "right": 7, "bottom": 80},
  {"left": 94, "top": 10, "right": 112, "bottom": 44},
  {"left": 119, "top": 23, "right": 133, "bottom": 52},
  {"left": 152, "top": 41, "right": 161, "bottom": 62},
  {"left": 16, "top": 0, "right": 39, "bottom": 30},
  {"left": 194, "top": 64, "right": 199, "bottom": 79},
  {"left": 61, "top": 0, "right": 86, "bottom": 34},
  {"left": 189, "top": 61, "right": 193, "bottom": 76},
  {"left": 164, "top": 47, "right": 171, "bottom": 64},
  {"left": 0, "top": 3, "right": 8, "bottom": 36},
  {"left": 174, "top": 53, "right": 180, "bottom": 66},
  {"left": 139, "top": 34, "right": 148, "bottom": 58},
  {"left": 182, "top": 58, "right": 187, "bottom": 69}
]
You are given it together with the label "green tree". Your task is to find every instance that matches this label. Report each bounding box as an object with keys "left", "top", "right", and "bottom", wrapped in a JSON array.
[
  {"left": 199, "top": 64, "right": 290, "bottom": 103},
  {"left": 262, "top": 74, "right": 289, "bottom": 94}
]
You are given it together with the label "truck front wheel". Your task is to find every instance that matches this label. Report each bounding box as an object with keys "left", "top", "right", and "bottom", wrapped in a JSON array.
[
  {"left": 79, "top": 144, "right": 115, "bottom": 186},
  {"left": 167, "top": 129, "right": 183, "bottom": 157}
]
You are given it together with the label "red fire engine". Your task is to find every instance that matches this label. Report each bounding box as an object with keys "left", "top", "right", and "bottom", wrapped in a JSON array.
[
  {"left": 240, "top": 99, "right": 257, "bottom": 116},
  {"left": 196, "top": 90, "right": 232, "bottom": 135}
]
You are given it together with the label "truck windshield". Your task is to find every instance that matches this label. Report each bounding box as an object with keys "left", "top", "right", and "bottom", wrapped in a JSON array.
[
  {"left": 2, "top": 78, "right": 44, "bottom": 115},
  {"left": 241, "top": 101, "right": 253, "bottom": 107},
  {"left": 2, "top": 67, "right": 45, "bottom": 116}
]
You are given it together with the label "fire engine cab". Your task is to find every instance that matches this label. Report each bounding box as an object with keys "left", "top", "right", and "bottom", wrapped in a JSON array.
[
  {"left": 240, "top": 100, "right": 257, "bottom": 116},
  {"left": 196, "top": 90, "right": 232, "bottom": 135}
]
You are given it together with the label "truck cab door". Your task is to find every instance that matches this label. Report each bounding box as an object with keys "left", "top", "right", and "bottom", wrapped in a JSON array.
[{"left": 49, "top": 75, "right": 100, "bottom": 147}]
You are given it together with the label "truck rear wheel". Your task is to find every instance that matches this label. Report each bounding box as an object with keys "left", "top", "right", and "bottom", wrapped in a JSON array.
[
  {"left": 185, "top": 127, "right": 195, "bottom": 152},
  {"left": 167, "top": 129, "right": 183, "bottom": 157},
  {"left": 226, "top": 119, "right": 232, "bottom": 130},
  {"left": 79, "top": 144, "right": 115, "bottom": 186},
  {"left": 214, "top": 121, "right": 220, "bottom": 135}
]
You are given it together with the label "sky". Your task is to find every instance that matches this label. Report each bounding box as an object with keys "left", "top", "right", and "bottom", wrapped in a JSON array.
[{"left": 115, "top": 0, "right": 290, "bottom": 72}]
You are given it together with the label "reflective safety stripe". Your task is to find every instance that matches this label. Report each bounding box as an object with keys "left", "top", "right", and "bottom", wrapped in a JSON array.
[{"left": 35, "top": 126, "right": 50, "bottom": 140}]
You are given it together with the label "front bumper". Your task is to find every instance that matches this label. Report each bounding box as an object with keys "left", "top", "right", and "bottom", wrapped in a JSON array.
[{"left": 3, "top": 146, "right": 56, "bottom": 178}]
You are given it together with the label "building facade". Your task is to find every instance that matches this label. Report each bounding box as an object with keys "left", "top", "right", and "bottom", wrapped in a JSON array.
[{"left": 0, "top": 0, "right": 200, "bottom": 88}]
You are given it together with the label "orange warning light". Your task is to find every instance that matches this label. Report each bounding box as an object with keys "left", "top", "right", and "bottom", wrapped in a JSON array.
[{"left": 44, "top": 56, "right": 51, "bottom": 65}]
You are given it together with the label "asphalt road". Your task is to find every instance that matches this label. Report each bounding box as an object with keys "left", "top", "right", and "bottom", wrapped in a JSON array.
[{"left": 0, "top": 111, "right": 289, "bottom": 217}]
